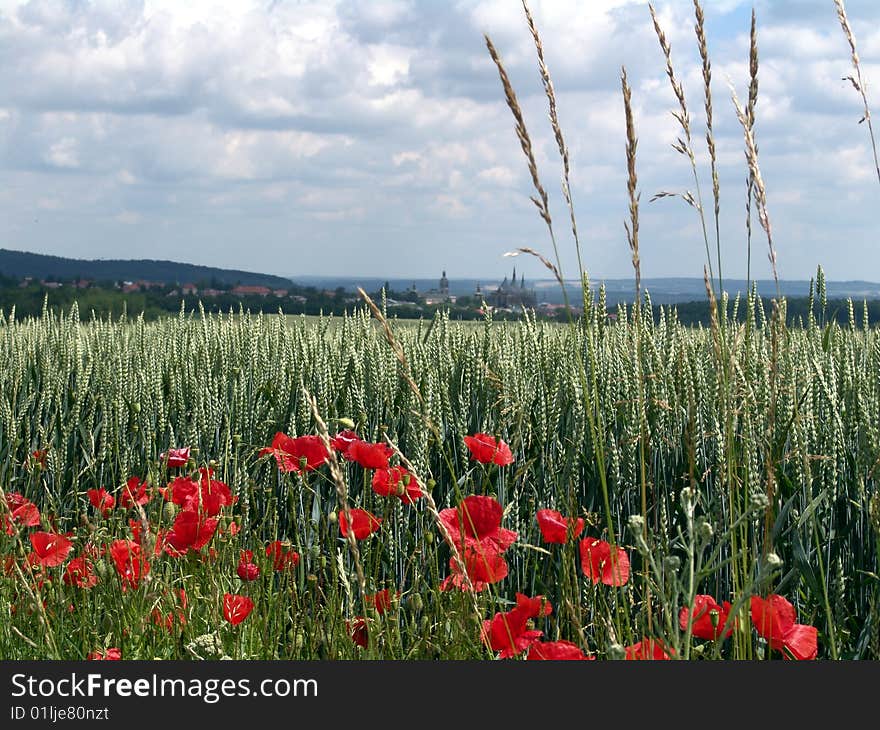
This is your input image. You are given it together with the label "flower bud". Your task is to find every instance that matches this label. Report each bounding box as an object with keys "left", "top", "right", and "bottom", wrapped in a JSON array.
[
  {"left": 695, "top": 516, "right": 714, "bottom": 542},
  {"left": 679, "top": 487, "right": 696, "bottom": 513},
  {"left": 327, "top": 511, "right": 337, "bottom": 524},
  {"left": 627, "top": 514, "right": 645, "bottom": 535},
  {"left": 162, "top": 501, "right": 178, "bottom": 522}
]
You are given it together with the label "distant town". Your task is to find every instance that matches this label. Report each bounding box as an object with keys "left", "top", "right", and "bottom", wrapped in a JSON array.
[
  {"left": 0, "top": 265, "right": 581, "bottom": 322},
  {"left": 3, "top": 248, "right": 880, "bottom": 326}
]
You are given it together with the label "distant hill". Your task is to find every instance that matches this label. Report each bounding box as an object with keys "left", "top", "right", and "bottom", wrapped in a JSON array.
[{"left": 0, "top": 249, "right": 292, "bottom": 288}]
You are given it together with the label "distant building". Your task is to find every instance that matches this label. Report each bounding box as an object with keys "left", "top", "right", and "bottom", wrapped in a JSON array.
[
  {"left": 423, "top": 271, "right": 456, "bottom": 305},
  {"left": 231, "top": 285, "right": 270, "bottom": 297},
  {"left": 487, "top": 268, "right": 536, "bottom": 310},
  {"left": 181, "top": 283, "right": 198, "bottom": 295},
  {"left": 272, "top": 289, "right": 289, "bottom": 297}
]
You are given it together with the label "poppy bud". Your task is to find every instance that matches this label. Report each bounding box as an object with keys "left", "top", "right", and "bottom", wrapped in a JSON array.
[
  {"left": 328, "top": 511, "right": 337, "bottom": 524},
  {"left": 162, "top": 501, "right": 178, "bottom": 522},
  {"left": 607, "top": 643, "right": 626, "bottom": 660},
  {"left": 426, "top": 479, "right": 436, "bottom": 492},
  {"left": 209, "top": 459, "right": 219, "bottom": 469},
  {"left": 696, "top": 516, "right": 714, "bottom": 542},
  {"left": 710, "top": 608, "right": 720, "bottom": 629},
  {"left": 765, "top": 552, "right": 783, "bottom": 569},
  {"left": 232, "top": 434, "right": 241, "bottom": 445},
  {"left": 408, "top": 594, "right": 423, "bottom": 612},
  {"left": 663, "top": 556, "right": 680, "bottom": 573},
  {"left": 319, "top": 556, "right": 328, "bottom": 569},
  {"left": 336, "top": 417, "right": 356, "bottom": 429},
  {"left": 424, "top": 532, "right": 434, "bottom": 545},
  {"left": 95, "top": 560, "right": 109, "bottom": 581}
]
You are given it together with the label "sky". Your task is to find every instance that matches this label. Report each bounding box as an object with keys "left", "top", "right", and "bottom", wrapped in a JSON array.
[{"left": 1, "top": 0, "right": 879, "bottom": 283}]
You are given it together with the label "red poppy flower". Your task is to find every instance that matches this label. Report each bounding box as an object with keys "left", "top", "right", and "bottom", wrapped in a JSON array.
[
  {"left": 223, "top": 593, "right": 254, "bottom": 626},
  {"left": 30, "top": 449, "right": 48, "bottom": 469},
  {"left": 339, "top": 508, "right": 382, "bottom": 540},
  {"left": 625, "top": 637, "right": 674, "bottom": 660},
  {"left": 164, "top": 510, "right": 218, "bottom": 556},
  {"left": 481, "top": 594, "right": 550, "bottom": 659},
  {"left": 160, "top": 475, "right": 197, "bottom": 506},
  {"left": 750, "top": 594, "right": 818, "bottom": 660},
  {"left": 579, "top": 538, "right": 630, "bottom": 586},
  {"left": 438, "top": 495, "right": 518, "bottom": 556},
  {"left": 371, "top": 466, "right": 424, "bottom": 504},
  {"left": 265, "top": 541, "right": 300, "bottom": 571},
  {"left": 463, "top": 433, "right": 514, "bottom": 466},
  {"left": 87, "top": 648, "right": 121, "bottom": 660},
  {"left": 439, "top": 544, "right": 510, "bottom": 592},
  {"left": 346, "top": 440, "right": 393, "bottom": 470},
  {"left": 162, "top": 471, "right": 233, "bottom": 517},
  {"left": 108, "top": 539, "right": 150, "bottom": 590},
  {"left": 194, "top": 468, "right": 234, "bottom": 516},
  {"left": 28, "top": 531, "right": 73, "bottom": 567},
  {"left": 365, "top": 589, "right": 398, "bottom": 615},
  {"left": 679, "top": 595, "right": 735, "bottom": 640},
  {"left": 259, "top": 432, "right": 329, "bottom": 474},
  {"left": 160, "top": 446, "right": 190, "bottom": 468},
  {"left": 330, "top": 430, "right": 359, "bottom": 457},
  {"left": 536, "top": 509, "right": 585, "bottom": 543},
  {"left": 63, "top": 556, "right": 98, "bottom": 589},
  {"left": 528, "top": 640, "right": 593, "bottom": 660},
  {"left": 236, "top": 550, "right": 260, "bottom": 581},
  {"left": 3, "top": 493, "right": 41, "bottom": 535},
  {"left": 120, "top": 476, "right": 151, "bottom": 509},
  {"left": 87, "top": 488, "right": 115, "bottom": 518},
  {"left": 348, "top": 616, "right": 369, "bottom": 648}
]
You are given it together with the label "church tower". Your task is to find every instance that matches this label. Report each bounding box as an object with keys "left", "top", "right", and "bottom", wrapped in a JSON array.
[{"left": 439, "top": 270, "right": 449, "bottom": 299}]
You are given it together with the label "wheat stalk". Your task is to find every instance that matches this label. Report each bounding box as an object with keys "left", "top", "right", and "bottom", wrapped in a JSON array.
[
  {"left": 621, "top": 66, "right": 641, "bottom": 301},
  {"left": 835, "top": 0, "right": 880, "bottom": 185},
  {"left": 730, "top": 82, "right": 778, "bottom": 291}
]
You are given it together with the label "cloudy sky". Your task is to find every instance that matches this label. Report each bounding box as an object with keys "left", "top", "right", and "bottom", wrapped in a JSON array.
[{"left": 1, "top": 0, "right": 879, "bottom": 282}]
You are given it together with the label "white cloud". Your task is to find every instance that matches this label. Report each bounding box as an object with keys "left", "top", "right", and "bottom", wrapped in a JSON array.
[{"left": 0, "top": 0, "right": 877, "bottom": 279}]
